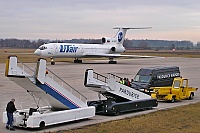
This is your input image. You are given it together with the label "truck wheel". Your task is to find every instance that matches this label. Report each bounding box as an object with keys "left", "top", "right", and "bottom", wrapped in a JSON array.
[
  {"left": 39, "top": 121, "right": 45, "bottom": 130},
  {"left": 189, "top": 93, "right": 194, "bottom": 100},
  {"left": 171, "top": 97, "right": 175, "bottom": 103},
  {"left": 114, "top": 110, "right": 120, "bottom": 116}
]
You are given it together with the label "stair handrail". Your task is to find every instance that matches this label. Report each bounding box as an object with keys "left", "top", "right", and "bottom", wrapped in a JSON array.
[
  {"left": 46, "top": 68, "right": 87, "bottom": 103},
  {"left": 92, "top": 71, "right": 124, "bottom": 83},
  {"left": 19, "top": 61, "right": 34, "bottom": 72},
  {"left": 93, "top": 71, "right": 108, "bottom": 83},
  {"left": 12, "top": 61, "right": 35, "bottom": 76},
  {"left": 107, "top": 73, "right": 123, "bottom": 82}
]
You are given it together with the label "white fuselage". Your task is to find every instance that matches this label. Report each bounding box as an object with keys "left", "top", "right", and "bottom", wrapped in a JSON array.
[{"left": 34, "top": 42, "right": 126, "bottom": 58}]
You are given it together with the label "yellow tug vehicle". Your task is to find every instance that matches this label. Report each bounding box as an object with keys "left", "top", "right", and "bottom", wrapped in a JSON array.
[{"left": 151, "top": 77, "right": 198, "bottom": 103}]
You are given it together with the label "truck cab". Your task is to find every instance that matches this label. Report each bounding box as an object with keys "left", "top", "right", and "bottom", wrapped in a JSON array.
[
  {"left": 131, "top": 66, "right": 180, "bottom": 94},
  {"left": 171, "top": 78, "right": 196, "bottom": 100}
]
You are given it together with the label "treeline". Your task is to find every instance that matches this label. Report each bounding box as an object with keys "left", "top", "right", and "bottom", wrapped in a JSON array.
[
  {"left": 0, "top": 38, "right": 102, "bottom": 49},
  {"left": 0, "top": 39, "right": 44, "bottom": 48},
  {"left": 0, "top": 38, "right": 200, "bottom": 50},
  {"left": 124, "top": 39, "right": 199, "bottom": 50}
]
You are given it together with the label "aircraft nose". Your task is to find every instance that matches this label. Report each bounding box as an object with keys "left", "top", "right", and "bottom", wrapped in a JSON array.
[{"left": 34, "top": 49, "right": 41, "bottom": 56}]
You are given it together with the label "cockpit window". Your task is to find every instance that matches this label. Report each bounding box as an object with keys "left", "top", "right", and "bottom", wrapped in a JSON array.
[{"left": 39, "top": 46, "right": 47, "bottom": 50}]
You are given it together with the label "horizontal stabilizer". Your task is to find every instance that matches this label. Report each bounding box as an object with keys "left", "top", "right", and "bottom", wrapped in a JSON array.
[{"left": 113, "top": 26, "right": 152, "bottom": 30}]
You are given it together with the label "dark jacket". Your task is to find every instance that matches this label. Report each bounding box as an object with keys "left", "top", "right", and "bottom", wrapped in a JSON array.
[{"left": 6, "top": 101, "right": 17, "bottom": 113}]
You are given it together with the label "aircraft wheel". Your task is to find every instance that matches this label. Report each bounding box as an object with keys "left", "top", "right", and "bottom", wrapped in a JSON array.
[
  {"left": 108, "top": 61, "right": 117, "bottom": 64},
  {"left": 51, "top": 62, "right": 55, "bottom": 65},
  {"left": 74, "top": 60, "right": 82, "bottom": 63}
]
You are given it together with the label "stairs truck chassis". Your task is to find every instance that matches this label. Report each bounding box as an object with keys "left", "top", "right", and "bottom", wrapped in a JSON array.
[
  {"left": 3, "top": 107, "right": 94, "bottom": 129},
  {"left": 84, "top": 69, "right": 158, "bottom": 115},
  {"left": 88, "top": 99, "right": 157, "bottom": 115}
]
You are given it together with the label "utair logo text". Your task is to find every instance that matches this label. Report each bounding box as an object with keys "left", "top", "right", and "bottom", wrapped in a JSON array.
[
  {"left": 60, "top": 45, "right": 78, "bottom": 53},
  {"left": 118, "top": 32, "right": 123, "bottom": 42}
]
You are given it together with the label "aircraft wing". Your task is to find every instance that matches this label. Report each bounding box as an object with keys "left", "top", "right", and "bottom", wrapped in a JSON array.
[{"left": 84, "top": 53, "right": 157, "bottom": 58}]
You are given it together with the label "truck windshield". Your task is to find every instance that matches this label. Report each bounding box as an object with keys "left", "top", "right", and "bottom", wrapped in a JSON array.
[
  {"left": 134, "top": 75, "right": 151, "bottom": 83},
  {"left": 173, "top": 80, "right": 180, "bottom": 88}
]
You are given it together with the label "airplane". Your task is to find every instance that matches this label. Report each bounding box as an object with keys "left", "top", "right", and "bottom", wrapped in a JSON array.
[{"left": 34, "top": 26, "right": 154, "bottom": 65}]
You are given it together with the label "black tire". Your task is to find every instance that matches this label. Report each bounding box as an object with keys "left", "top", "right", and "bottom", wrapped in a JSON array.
[
  {"left": 171, "top": 96, "right": 175, "bottom": 103},
  {"left": 74, "top": 60, "right": 82, "bottom": 63},
  {"left": 109, "top": 61, "right": 117, "bottom": 64},
  {"left": 114, "top": 110, "right": 120, "bottom": 116},
  {"left": 189, "top": 93, "right": 194, "bottom": 100},
  {"left": 51, "top": 62, "right": 55, "bottom": 65},
  {"left": 39, "top": 121, "right": 45, "bottom": 130}
]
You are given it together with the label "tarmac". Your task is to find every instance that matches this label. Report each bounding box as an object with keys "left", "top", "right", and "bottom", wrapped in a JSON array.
[{"left": 0, "top": 57, "right": 200, "bottom": 133}]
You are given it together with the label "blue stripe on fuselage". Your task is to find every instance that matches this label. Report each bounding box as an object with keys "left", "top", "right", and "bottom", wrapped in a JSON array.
[{"left": 36, "top": 83, "right": 79, "bottom": 109}]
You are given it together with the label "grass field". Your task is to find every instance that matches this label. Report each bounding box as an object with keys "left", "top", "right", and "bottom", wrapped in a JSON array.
[
  {"left": 125, "top": 50, "right": 200, "bottom": 58},
  {"left": 55, "top": 102, "right": 200, "bottom": 133},
  {"left": 0, "top": 48, "right": 74, "bottom": 63}
]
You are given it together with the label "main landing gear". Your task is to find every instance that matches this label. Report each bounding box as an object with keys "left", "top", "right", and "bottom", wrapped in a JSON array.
[
  {"left": 51, "top": 57, "right": 55, "bottom": 65},
  {"left": 74, "top": 58, "right": 82, "bottom": 63},
  {"left": 108, "top": 58, "right": 117, "bottom": 64}
]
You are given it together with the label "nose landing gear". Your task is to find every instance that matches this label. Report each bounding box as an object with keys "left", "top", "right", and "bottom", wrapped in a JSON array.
[
  {"left": 51, "top": 57, "right": 55, "bottom": 65},
  {"left": 74, "top": 58, "right": 82, "bottom": 63}
]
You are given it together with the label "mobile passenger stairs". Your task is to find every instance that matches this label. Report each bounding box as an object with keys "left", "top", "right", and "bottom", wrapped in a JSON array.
[
  {"left": 3, "top": 56, "right": 95, "bottom": 129},
  {"left": 84, "top": 69, "right": 158, "bottom": 115}
]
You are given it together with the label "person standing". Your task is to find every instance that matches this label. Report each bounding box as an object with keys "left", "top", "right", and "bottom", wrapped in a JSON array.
[
  {"left": 6, "top": 98, "right": 17, "bottom": 131},
  {"left": 119, "top": 78, "right": 123, "bottom": 84}
]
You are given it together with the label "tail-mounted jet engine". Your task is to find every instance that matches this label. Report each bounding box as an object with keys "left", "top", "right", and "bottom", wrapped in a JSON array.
[
  {"left": 110, "top": 46, "right": 126, "bottom": 53},
  {"left": 102, "top": 37, "right": 111, "bottom": 43}
]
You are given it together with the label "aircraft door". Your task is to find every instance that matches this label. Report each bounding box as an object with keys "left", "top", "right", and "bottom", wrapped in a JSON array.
[
  {"left": 80, "top": 45, "right": 84, "bottom": 53},
  {"left": 54, "top": 44, "right": 59, "bottom": 54}
]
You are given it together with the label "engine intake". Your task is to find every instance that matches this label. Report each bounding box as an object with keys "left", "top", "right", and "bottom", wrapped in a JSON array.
[
  {"left": 102, "top": 37, "right": 111, "bottom": 43},
  {"left": 102, "top": 37, "right": 106, "bottom": 43}
]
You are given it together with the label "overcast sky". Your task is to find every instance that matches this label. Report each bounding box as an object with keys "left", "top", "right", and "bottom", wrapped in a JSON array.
[{"left": 0, "top": 0, "right": 200, "bottom": 43}]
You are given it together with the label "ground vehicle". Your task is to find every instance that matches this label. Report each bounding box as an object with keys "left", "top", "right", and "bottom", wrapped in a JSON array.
[
  {"left": 151, "top": 77, "right": 198, "bottom": 102},
  {"left": 131, "top": 66, "right": 180, "bottom": 94},
  {"left": 3, "top": 56, "right": 95, "bottom": 129},
  {"left": 84, "top": 69, "right": 157, "bottom": 115}
]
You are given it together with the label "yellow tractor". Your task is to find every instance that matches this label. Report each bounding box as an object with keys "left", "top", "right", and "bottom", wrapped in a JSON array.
[{"left": 151, "top": 77, "right": 198, "bottom": 102}]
